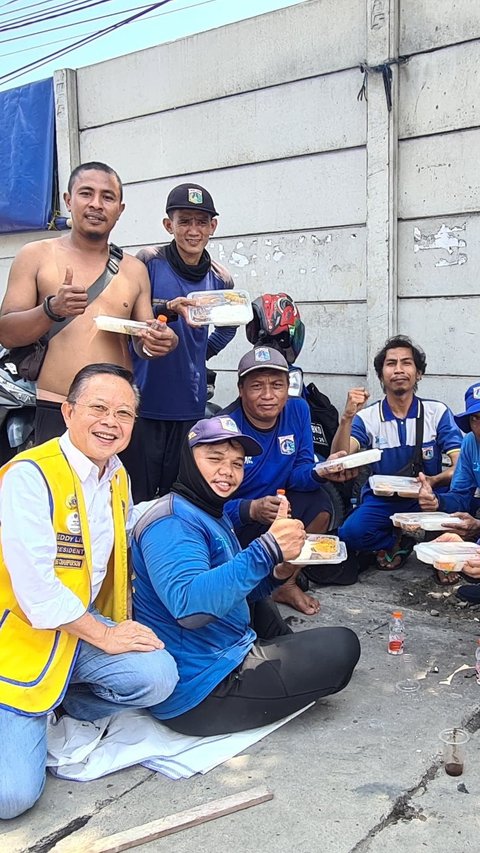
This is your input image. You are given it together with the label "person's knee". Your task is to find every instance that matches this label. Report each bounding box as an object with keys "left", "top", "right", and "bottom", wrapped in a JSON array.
[
  {"left": 337, "top": 627, "right": 361, "bottom": 669},
  {"left": 141, "top": 649, "right": 179, "bottom": 706},
  {"left": 0, "top": 774, "right": 45, "bottom": 820}
]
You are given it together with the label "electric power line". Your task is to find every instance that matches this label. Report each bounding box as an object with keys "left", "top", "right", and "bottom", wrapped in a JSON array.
[
  {"left": 0, "top": 1, "right": 153, "bottom": 44},
  {"left": 1, "top": 0, "right": 214, "bottom": 55},
  {"left": 0, "top": 0, "right": 116, "bottom": 33},
  {"left": 0, "top": 0, "right": 177, "bottom": 85}
]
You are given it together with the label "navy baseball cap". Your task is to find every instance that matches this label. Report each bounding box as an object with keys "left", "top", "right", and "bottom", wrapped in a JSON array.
[
  {"left": 166, "top": 183, "right": 218, "bottom": 217},
  {"left": 188, "top": 416, "right": 262, "bottom": 456},
  {"left": 238, "top": 346, "right": 289, "bottom": 378},
  {"left": 454, "top": 382, "right": 480, "bottom": 433}
]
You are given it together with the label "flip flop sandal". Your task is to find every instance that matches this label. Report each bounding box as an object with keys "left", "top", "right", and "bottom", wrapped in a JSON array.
[{"left": 376, "top": 547, "right": 412, "bottom": 571}]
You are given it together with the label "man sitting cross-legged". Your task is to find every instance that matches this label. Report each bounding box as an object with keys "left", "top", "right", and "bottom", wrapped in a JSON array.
[{"left": 221, "top": 346, "right": 357, "bottom": 615}]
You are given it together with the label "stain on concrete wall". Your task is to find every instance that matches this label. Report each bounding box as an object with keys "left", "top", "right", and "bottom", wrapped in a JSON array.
[{"left": 413, "top": 223, "right": 467, "bottom": 267}]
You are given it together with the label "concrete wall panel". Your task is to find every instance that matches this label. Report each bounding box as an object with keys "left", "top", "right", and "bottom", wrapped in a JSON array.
[
  {"left": 208, "top": 301, "right": 367, "bottom": 375},
  {"left": 80, "top": 71, "right": 366, "bottom": 184},
  {"left": 207, "top": 227, "right": 366, "bottom": 303},
  {"left": 115, "top": 149, "right": 366, "bottom": 246},
  {"left": 398, "top": 297, "right": 480, "bottom": 376},
  {"left": 399, "top": 42, "right": 480, "bottom": 138},
  {"left": 398, "top": 215, "right": 479, "bottom": 297},
  {"left": 398, "top": 129, "right": 480, "bottom": 219},
  {"left": 419, "top": 376, "right": 480, "bottom": 415},
  {"left": 400, "top": 0, "right": 480, "bottom": 54},
  {"left": 77, "top": 0, "right": 365, "bottom": 128}
]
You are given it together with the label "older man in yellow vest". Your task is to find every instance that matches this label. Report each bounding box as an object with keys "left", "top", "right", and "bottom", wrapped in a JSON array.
[{"left": 0, "top": 363, "right": 178, "bottom": 820}]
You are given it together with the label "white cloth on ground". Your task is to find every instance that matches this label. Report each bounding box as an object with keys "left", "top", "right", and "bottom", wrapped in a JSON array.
[{"left": 46, "top": 705, "right": 312, "bottom": 781}]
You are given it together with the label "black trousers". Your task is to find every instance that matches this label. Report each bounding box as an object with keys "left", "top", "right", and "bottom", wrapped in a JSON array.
[
  {"left": 163, "top": 621, "right": 360, "bottom": 737},
  {"left": 120, "top": 416, "right": 195, "bottom": 502}
]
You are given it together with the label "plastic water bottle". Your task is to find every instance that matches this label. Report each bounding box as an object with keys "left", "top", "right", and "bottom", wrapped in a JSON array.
[
  {"left": 475, "top": 639, "right": 480, "bottom": 684},
  {"left": 388, "top": 610, "right": 405, "bottom": 655},
  {"left": 143, "top": 313, "right": 167, "bottom": 357},
  {"left": 276, "top": 489, "right": 287, "bottom": 501}
]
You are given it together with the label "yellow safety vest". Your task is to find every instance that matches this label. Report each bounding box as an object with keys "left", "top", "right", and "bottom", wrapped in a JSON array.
[{"left": 0, "top": 439, "right": 129, "bottom": 715}]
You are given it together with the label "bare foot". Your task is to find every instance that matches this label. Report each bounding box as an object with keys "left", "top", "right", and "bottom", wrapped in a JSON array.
[{"left": 273, "top": 578, "right": 320, "bottom": 615}]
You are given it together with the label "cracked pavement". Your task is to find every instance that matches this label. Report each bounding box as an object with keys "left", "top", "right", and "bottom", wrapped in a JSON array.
[{"left": 2, "top": 557, "right": 480, "bottom": 853}]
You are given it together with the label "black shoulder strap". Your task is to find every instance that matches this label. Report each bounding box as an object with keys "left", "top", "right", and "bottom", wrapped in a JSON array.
[
  {"left": 410, "top": 399, "right": 424, "bottom": 476},
  {"left": 46, "top": 243, "right": 123, "bottom": 343}
]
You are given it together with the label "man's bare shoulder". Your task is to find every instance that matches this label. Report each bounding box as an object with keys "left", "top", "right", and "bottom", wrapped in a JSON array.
[
  {"left": 135, "top": 245, "right": 166, "bottom": 265},
  {"left": 119, "top": 250, "right": 147, "bottom": 272},
  {"left": 211, "top": 259, "right": 234, "bottom": 288},
  {"left": 14, "top": 236, "right": 60, "bottom": 264}
]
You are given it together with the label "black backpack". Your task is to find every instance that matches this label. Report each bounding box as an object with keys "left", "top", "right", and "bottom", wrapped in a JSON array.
[{"left": 304, "top": 382, "right": 339, "bottom": 457}]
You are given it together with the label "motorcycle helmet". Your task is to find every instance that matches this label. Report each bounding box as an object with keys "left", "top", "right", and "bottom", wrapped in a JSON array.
[{"left": 246, "top": 293, "right": 305, "bottom": 364}]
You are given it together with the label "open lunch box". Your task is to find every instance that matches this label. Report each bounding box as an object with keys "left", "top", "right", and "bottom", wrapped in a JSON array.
[
  {"left": 369, "top": 475, "right": 421, "bottom": 498},
  {"left": 290, "top": 534, "right": 347, "bottom": 566},
  {"left": 414, "top": 541, "right": 480, "bottom": 572},
  {"left": 187, "top": 290, "right": 253, "bottom": 326},
  {"left": 390, "top": 512, "right": 465, "bottom": 533}
]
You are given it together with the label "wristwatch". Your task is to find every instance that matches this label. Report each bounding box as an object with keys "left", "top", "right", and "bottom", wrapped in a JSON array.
[{"left": 43, "top": 295, "right": 66, "bottom": 322}]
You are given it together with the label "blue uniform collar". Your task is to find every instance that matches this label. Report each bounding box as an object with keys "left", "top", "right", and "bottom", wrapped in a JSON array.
[{"left": 381, "top": 396, "right": 419, "bottom": 422}]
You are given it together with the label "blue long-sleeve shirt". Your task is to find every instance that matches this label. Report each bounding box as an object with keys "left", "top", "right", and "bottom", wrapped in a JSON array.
[
  {"left": 131, "top": 493, "right": 282, "bottom": 719},
  {"left": 438, "top": 432, "right": 480, "bottom": 513},
  {"left": 223, "top": 397, "right": 323, "bottom": 528},
  {"left": 131, "top": 245, "right": 236, "bottom": 420}
]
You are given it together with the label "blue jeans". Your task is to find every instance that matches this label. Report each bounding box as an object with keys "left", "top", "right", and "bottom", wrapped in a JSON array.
[
  {"left": 0, "top": 615, "right": 178, "bottom": 820},
  {"left": 339, "top": 492, "right": 420, "bottom": 553}
]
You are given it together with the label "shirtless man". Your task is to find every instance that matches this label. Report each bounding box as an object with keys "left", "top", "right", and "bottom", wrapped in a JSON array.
[{"left": 0, "top": 161, "right": 177, "bottom": 442}]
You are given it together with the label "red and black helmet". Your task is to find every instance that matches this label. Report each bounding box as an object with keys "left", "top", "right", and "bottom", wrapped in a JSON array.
[{"left": 246, "top": 293, "right": 305, "bottom": 364}]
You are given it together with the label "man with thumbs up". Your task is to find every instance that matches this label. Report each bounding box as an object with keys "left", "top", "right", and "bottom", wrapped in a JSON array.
[
  {"left": 132, "top": 415, "right": 360, "bottom": 736},
  {"left": 0, "top": 162, "right": 178, "bottom": 445}
]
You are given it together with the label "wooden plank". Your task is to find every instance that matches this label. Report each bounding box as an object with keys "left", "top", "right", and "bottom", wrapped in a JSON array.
[{"left": 73, "top": 786, "right": 273, "bottom": 853}]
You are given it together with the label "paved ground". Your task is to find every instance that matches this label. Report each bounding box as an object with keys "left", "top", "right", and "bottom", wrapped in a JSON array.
[{"left": 2, "top": 557, "right": 480, "bottom": 853}]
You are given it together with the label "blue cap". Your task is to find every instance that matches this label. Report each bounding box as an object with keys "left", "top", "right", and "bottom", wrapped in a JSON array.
[
  {"left": 188, "top": 416, "right": 262, "bottom": 456},
  {"left": 454, "top": 382, "right": 480, "bottom": 433}
]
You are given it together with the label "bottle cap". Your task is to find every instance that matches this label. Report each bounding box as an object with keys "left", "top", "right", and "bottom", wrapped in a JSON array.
[
  {"left": 276, "top": 489, "right": 286, "bottom": 495},
  {"left": 157, "top": 314, "right": 168, "bottom": 323},
  {"left": 392, "top": 610, "right": 403, "bottom": 618}
]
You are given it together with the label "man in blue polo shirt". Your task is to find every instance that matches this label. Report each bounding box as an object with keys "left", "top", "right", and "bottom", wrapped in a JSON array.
[
  {"left": 333, "top": 335, "right": 462, "bottom": 571},
  {"left": 222, "top": 346, "right": 356, "bottom": 614},
  {"left": 123, "top": 183, "right": 237, "bottom": 501}
]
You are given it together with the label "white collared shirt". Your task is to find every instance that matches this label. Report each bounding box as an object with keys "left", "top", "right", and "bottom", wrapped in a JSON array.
[{"left": 0, "top": 432, "right": 151, "bottom": 630}]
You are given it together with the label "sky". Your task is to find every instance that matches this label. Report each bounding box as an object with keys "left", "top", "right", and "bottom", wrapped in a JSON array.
[{"left": 0, "top": 0, "right": 304, "bottom": 92}]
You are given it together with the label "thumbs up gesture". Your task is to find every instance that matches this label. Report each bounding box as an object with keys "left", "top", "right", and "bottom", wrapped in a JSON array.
[
  {"left": 48, "top": 267, "right": 88, "bottom": 318},
  {"left": 417, "top": 472, "right": 439, "bottom": 511}
]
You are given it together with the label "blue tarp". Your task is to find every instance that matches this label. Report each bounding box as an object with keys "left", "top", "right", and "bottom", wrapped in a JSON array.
[{"left": 0, "top": 78, "right": 55, "bottom": 233}]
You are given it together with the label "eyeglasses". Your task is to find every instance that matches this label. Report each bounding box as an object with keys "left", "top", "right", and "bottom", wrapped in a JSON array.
[{"left": 73, "top": 402, "right": 136, "bottom": 424}]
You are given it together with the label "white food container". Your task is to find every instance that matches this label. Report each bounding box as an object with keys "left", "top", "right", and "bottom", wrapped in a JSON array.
[
  {"left": 289, "top": 534, "right": 346, "bottom": 566},
  {"left": 94, "top": 316, "right": 149, "bottom": 336},
  {"left": 369, "top": 475, "right": 421, "bottom": 498},
  {"left": 187, "top": 290, "right": 253, "bottom": 326},
  {"left": 414, "top": 541, "right": 480, "bottom": 572},
  {"left": 390, "top": 512, "right": 465, "bottom": 532},
  {"left": 315, "top": 448, "right": 381, "bottom": 474}
]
